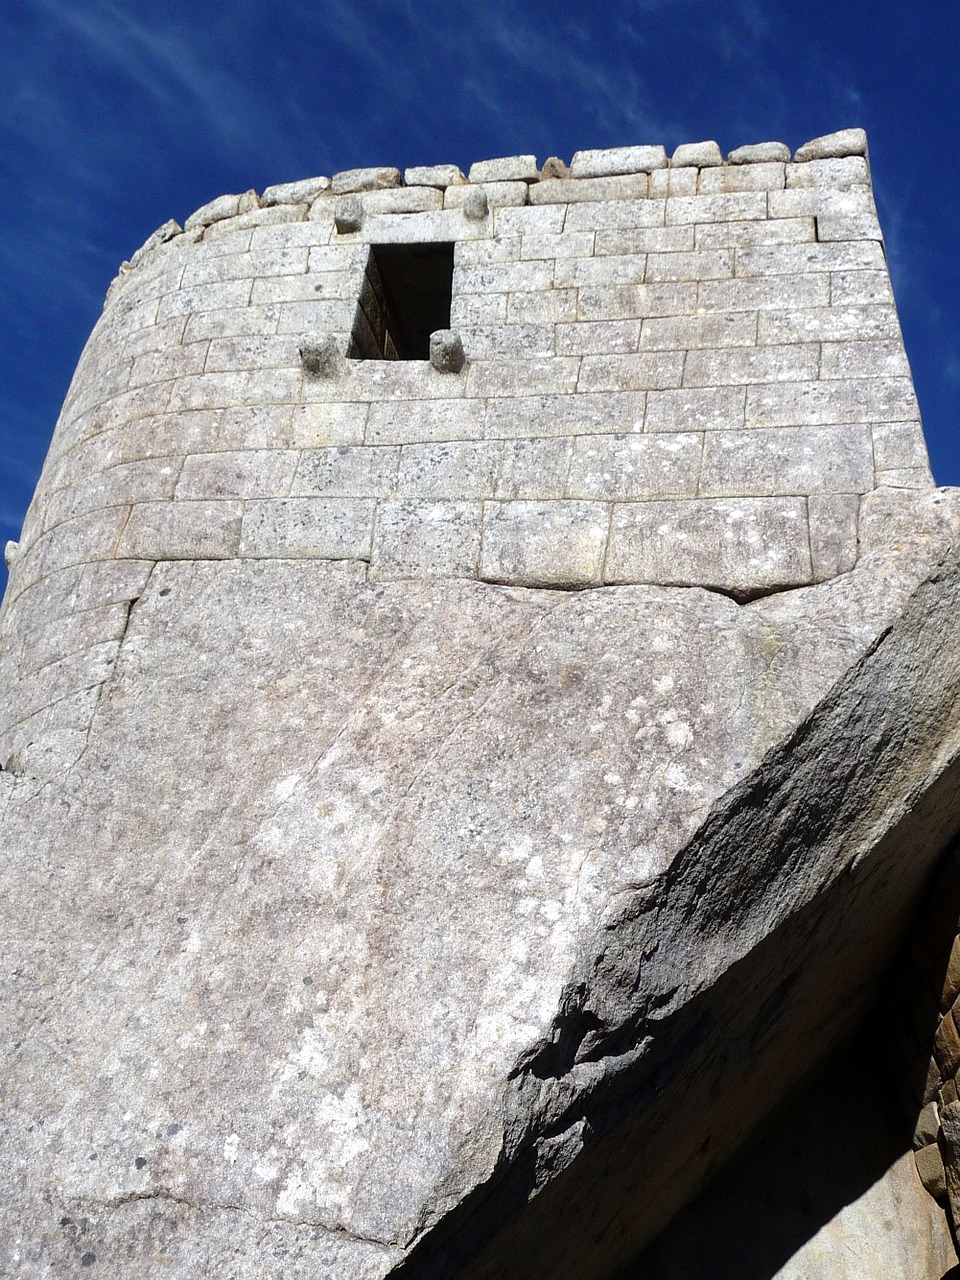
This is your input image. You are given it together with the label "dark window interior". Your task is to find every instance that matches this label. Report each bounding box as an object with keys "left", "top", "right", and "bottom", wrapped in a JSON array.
[{"left": 349, "top": 242, "right": 455, "bottom": 361}]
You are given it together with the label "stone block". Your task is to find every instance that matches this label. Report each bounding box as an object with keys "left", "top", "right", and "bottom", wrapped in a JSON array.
[
  {"left": 203, "top": 333, "right": 299, "bottom": 375},
  {"left": 128, "top": 219, "right": 182, "bottom": 269},
  {"left": 495, "top": 204, "right": 567, "bottom": 236},
  {"left": 567, "top": 433, "right": 701, "bottom": 500},
  {"left": 184, "top": 193, "right": 245, "bottom": 231},
  {"left": 449, "top": 294, "right": 508, "bottom": 326},
  {"left": 685, "top": 343, "right": 821, "bottom": 389},
  {"left": 746, "top": 378, "right": 919, "bottom": 427},
  {"left": 521, "top": 231, "right": 596, "bottom": 261},
  {"left": 250, "top": 220, "right": 334, "bottom": 252},
  {"left": 403, "top": 164, "right": 466, "bottom": 188},
  {"left": 794, "top": 128, "right": 868, "bottom": 161},
  {"left": 465, "top": 356, "right": 580, "bottom": 398},
  {"left": 700, "top": 426, "right": 873, "bottom": 497},
  {"left": 914, "top": 1101, "right": 942, "bottom": 1150},
  {"left": 239, "top": 497, "right": 374, "bottom": 559},
  {"left": 768, "top": 186, "right": 877, "bottom": 219},
  {"left": 649, "top": 167, "right": 698, "bottom": 197},
  {"left": 46, "top": 458, "right": 182, "bottom": 528},
  {"left": 119, "top": 499, "right": 243, "bottom": 560},
  {"left": 672, "top": 140, "right": 723, "bottom": 168},
  {"left": 261, "top": 176, "right": 331, "bottom": 206},
  {"left": 182, "top": 304, "right": 281, "bottom": 343},
  {"left": 443, "top": 183, "right": 524, "bottom": 213},
  {"left": 665, "top": 192, "right": 767, "bottom": 224},
  {"left": 305, "top": 359, "right": 467, "bottom": 403},
  {"left": 698, "top": 274, "right": 831, "bottom": 312},
  {"left": 359, "top": 187, "right": 444, "bottom": 215},
  {"left": 564, "top": 198, "right": 666, "bottom": 231},
  {"left": 275, "top": 299, "right": 358, "bottom": 335},
  {"left": 820, "top": 340, "right": 911, "bottom": 380},
  {"left": 554, "top": 255, "right": 647, "bottom": 288},
  {"left": 645, "top": 250, "right": 734, "bottom": 281},
  {"left": 480, "top": 500, "right": 608, "bottom": 587},
  {"left": 817, "top": 212, "right": 883, "bottom": 242},
  {"left": 485, "top": 392, "right": 645, "bottom": 439},
  {"left": 129, "top": 339, "right": 209, "bottom": 388},
  {"left": 331, "top": 167, "right": 402, "bottom": 195},
  {"left": 455, "top": 260, "right": 554, "bottom": 295},
  {"left": 830, "top": 270, "right": 895, "bottom": 307},
  {"left": 539, "top": 156, "right": 570, "bottom": 180},
  {"left": 737, "top": 240, "right": 884, "bottom": 277},
  {"left": 454, "top": 237, "right": 521, "bottom": 266},
  {"left": 365, "top": 400, "right": 484, "bottom": 446},
  {"left": 178, "top": 450, "right": 299, "bottom": 500},
  {"left": 605, "top": 497, "right": 813, "bottom": 593},
  {"left": 727, "top": 142, "right": 791, "bottom": 164},
  {"left": 640, "top": 312, "right": 757, "bottom": 350},
  {"left": 457, "top": 325, "right": 554, "bottom": 359},
  {"left": 290, "top": 403, "right": 368, "bottom": 448},
  {"left": 557, "top": 320, "right": 642, "bottom": 356},
  {"left": 785, "top": 157, "right": 871, "bottom": 189},
  {"left": 758, "top": 304, "right": 900, "bottom": 345},
  {"left": 397, "top": 442, "right": 501, "bottom": 499},
  {"left": 292, "top": 447, "right": 399, "bottom": 498},
  {"left": 915, "top": 1142, "right": 948, "bottom": 1199},
  {"left": 942, "top": 937, "right": 960, "bottom": 1012},
  {"left": 578, "top": 351, "right": 684, "bottom": 393},
  {"left": 495, "top": 437, "right": 573, "bottom": 499},
  {"left": 468, "top": 155, "right": 539, "bottom": 183},
  {"left": 809, "top": 494, "right": 860, "bottom": 579},
  {"left": 645, "top": 386, "right": 746, "bottom": 434},
  {"left": 169, "top": 368, "right": 301, "bottom": 412},
  {"left": 529, "top": 174, "right": 650, "bottom": 205},
  {"left": 698, "top": 163, "right": 785, "bottom": 193},
  {"left": 875, "top": 468, "right": 934, "bottom": 489},
  {"left": 596, "top": 226, "right": 695, "bottom": 255},
  {"left": 570, "top": 145, "right": 668, "bottom": 178},
  {"left": 370, "top": 500, "right": 481, "bottom": 579},
  {"left": 156, "top": 278, "right": 254, "bottom": 320},
  {"left": 578, "top": 282, "right": 697, "bottom": 321},
  {"left": 934, "top": 1011, "right": 960, "bottom": 1077},
  {"left": 696, "top": 218, "right": 816, "bottom": 249},
  {"left": 507, "top": 289, "right": 578, "bottom": 324}
]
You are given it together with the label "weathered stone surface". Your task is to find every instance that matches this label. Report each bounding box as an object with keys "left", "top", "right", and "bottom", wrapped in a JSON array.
[
  {"left": 794, "top": 128, "right": 869, "bottom": 161},
  {"left": 727, "top": 141, "right": 792, "bottom": 164},
  {"left": 404, "top": 164, "right": 466, "bottom": 188},
  {"left": 468, "top": 155, "right": 539, "bottom": 183},
  {"left": 570, "top": 145, "right": 668, "bottom": 177},
  {"left": 671, "top": 140, "right": 722, "bottom": 167},
  {"left": 261, "top": 176, "right": 332, "bottom": 206},
  {"left": 332, "top": 167, "right": 403, "bottom": 194}
]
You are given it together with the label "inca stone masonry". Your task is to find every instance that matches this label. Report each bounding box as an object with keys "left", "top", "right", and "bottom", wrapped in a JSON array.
[{"left": 3, "top": 129, "right": 960, "bottom": 1278}]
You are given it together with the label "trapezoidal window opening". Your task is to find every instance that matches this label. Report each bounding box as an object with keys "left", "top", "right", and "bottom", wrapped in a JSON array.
[{"left": 348, "top": 242, "right": 455, "bottom": 361}]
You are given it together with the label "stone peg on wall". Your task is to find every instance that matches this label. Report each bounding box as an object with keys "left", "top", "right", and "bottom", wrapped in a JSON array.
[
  {"left": 462, "top": 186, "right": 489, "bottom": 220},
  {"left": 334, "top": 196, "right": 363, "bottom": 234},
  {"left": 299, "top": 335, "right": 341, "bottom": 378},
  {"left": 430, "top": 329, "right": 465, "bottom": 374},
  {"left": 3, "top": 541, "right": 18, "bottom": 569}
]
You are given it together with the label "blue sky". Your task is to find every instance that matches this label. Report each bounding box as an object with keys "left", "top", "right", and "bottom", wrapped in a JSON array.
[{"left": 2, "top": 0, "right": 958, "bottom": 598}]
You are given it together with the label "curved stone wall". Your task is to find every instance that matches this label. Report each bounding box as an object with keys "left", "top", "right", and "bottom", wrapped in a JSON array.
[{"left": 0, "top": 130, "right": 933, "bottom": 777}]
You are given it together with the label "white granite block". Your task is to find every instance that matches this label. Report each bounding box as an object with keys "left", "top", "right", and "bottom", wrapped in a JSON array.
[
  {"left": 203, "top": 206, "right": 307, "bottom": 238},
  {"left": 529, "top": 174, "right": 651, "bottom": 204},
  {"left": 404, "top": 164, "right": 466, "bottom": 188},
  {"left": 156, "top": 278, "right": 254, "bottom": 320},
  {"left": 240, "top": 496, "right": 374, "bottom": 558},
  {"left": 290, "top": 403, "right": 368, "bottom": 448},
  {"left": 120, "top": 499, "right": 243, "bottom": 559},
  {"left": 128, "top": 340, "right": 209, "bottom": 389},
  {"left": 565, "top": 198, "right": 666, "bottom": 231},
  {"left": 261, "top": 176, "right": 331, "bottom": 206},
  {"left": 768, "top": 187, "right": 876, "bottom": 219},
  {"left": 695, "top": 218, "right": 815, "bottom": 248},
  {"left": 808, "top": 493, "right": 860, "bottom": 579},
  {"left": 649, "top": 167, "right": 698, "bottom": 197},
  {"left": 700, "top": 425, "right": 874, "bottom": 496},
  {"left": 494, "top": 204, "right": 567, "bottom": 236},
  {"left": 671, "top": 141, "right": 722, "bottom": 168},
  {"left": 397, "top": 442, "right": 501, "bottom": 499},
  {"left": 465, "top": 356, "right": 579, "bottom": 398},
  {"left": 794, "top": 129, "right": 868, "bottom": 161},
  {"left": 521, "top": 231, "right": 595, "bottom": 260},
  {"left": 443, "top": 181, "right": 528, "bottom": 210},
  {"left": 698, "top": 163, "right": 785, "bottom": 193},
  {"left": 458, "top": 325, "right": 555, "bottom": 359},
  {"left": 480, "top": 500, "right": 608, "bottom": 586},
  {"left": 365, "top": 399, "right": 483, "bottom": 446},
  {"left": 169, "top": 368, "right": 300, "bottom": 411},
  {"left": 758, "top": 305, "right": 900, "bottom": 345},
  {"left": 556, "top": 320, "right": 642, "bottom": 356},
  {"left": 820, "top": 340, "right": 911, "bottom": 380},
  {"left": 359, "top": 187, "right": 444, "bottom": 215},
  {"left": 332, "top": 167, "right": 402, "bottom": 194},
  {"left": 698, "top": 274, "right": 830, "bottom": 312},
  {"left": 578, "top": 282, "right": 697, "bottom": 320},
  {"left": 485, "top": 392, "right": 645, "bottom": 439},
  {"left": 736, "top": 240, "right": 884, "bottom": 276},
  {"left": 177, "top": 450, "right": 298, "bottom": 500},
  {"left": 817, "top": 213, "right": 883, "bottom": 242},
  {"left": 872, "top": 422, "right": 932, "bottom": 472},
  {"left": 293, "top": 446, "right": 399, "bottom": 497},
  {"left": 449, "top": 294, "right": 509, "bottom": 326},
  {"left": 665, "top": 193, "right": 767, "bottom": 224},
  {"left": 357, "top": 209, "right": 488, "bottom": 243},
  {"left": 605, "top": 497, "right": 812, "bottom": 592},
  {"left": 305, "top": 360, "right": 467, "bottom": 403},
  {"left": 567, "top": 433, "right": 701, "bottom": 500},
  {"left": 468, "top": 155, "right": 539, "bottom": 183},
  {"left": 454, "top": 260, "right": 554, "bottom": 294},
  {"left": 830, "top": 270, "right": 895, "bottom": 306},
  {"left": 640, "top": 312, "right": 757, "bottom": 350},
  {"left": 645, "top": 386, "right": 746, "bottom": 433},
  {"left": 183, "top": 305, "right": 281, "bottom": 342},
  {"left": 578, "top": 351, "right": 684, "bottom": 393},
  {"left": 184, "top": 193, "right": 247, "bottom": 232},
  {"left": 507, "top": 289, "right": 578, "bottom": 324},
  {"left": 746, "top": 378, "right": 919, "bottom": 427},
  {"left": 554, "top": 255, "right": 647, "bottom": 287},
  {"left": 786, "top": 157, "right": 871, "bottom": 189},
  {"left": 454, "top": 237, "right": 522, "bottom": 265},
  {"left": 874, "top": 467, "right": 934, "bottom": 488},
  {"left": 370, "top": 500, "right": 481, "bottom": 578},
  {"left": 683, "top": 344, "right": 819, "bottom": 387},
  {"left": 727, "top": 142, "right": 791, "bottom": 164},
  {"left": 275, "top": 299, "right": 359, "bottom": 334},
  {"left": 570, "top": 145, "right": 668, "bottom": 178},
  {"left": 496, "top": 437, "right": 573, "bottom": 499},
  {"left": 596, "top": 226, "right": 695, "bottom": 255},
  {"left": 645, "top": 250, "right": 734, "bottom": 281}
]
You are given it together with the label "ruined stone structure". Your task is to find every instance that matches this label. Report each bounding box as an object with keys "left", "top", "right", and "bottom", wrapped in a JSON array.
[{"left": 3, "top": 130, "right": 960, "bottom": 1277}]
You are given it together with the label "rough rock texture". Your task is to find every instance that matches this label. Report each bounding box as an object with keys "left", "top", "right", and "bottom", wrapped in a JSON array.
[{"left": 3, "top": 133, "right": 960, "bottom": 1277}]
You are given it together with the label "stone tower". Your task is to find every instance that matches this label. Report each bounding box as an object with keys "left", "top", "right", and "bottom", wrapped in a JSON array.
[{"left": 3, "top": 130, "right": 960, "bottom": 1278}]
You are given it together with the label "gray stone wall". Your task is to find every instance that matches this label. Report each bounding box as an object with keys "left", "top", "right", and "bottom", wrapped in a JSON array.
[{"left": 0, "top": 130, "right": 932, "bottom": 777}]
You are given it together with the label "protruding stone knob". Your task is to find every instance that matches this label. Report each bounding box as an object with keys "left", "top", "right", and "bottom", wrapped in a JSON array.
[
  {"left": 462, "top": 187, "right": 489, "bottom": 220},
  {"left": 299, "top": 336, "right": 341, "bottom": 378},
  {"left": 430, "top": 330, "right": 465, "bottom": 374}
]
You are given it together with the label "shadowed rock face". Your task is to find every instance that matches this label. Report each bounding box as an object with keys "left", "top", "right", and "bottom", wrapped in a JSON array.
[{"left": 3, "top": 132, "right": 960, "bottom": 1277}]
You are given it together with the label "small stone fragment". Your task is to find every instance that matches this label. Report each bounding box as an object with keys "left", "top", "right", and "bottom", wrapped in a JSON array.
[
  {"left": 914, "top": 1100, "right": 941, "bottom": 1150},
  {"left": 404, "top": 164, "right": 466, "bottom": 188},
  {"left": 261, "top": 176, "right": 331, "bottom": 206},
  {"left": 727, "top": 142, "right": 792, "bottom": 164},
  {"left": 4, "top": 540, "right": 18, "bottom": 569},
  {"left": 300, "top": 336, "right": 342, "bottom": 378},
  {"left": 429, "top": 330, "right": 465, "bottom": 374},
  {"left": 184, "top": 193, "right": 243, "bottom": 231},
  {"left": 462, "top": 187, "right": 489, "bottom": 220},
  {"left": 237, "top": 189, "right": 260, "bottom": 215},
  {"left": 672, "top": 141, "right": 723, "bottom": 168},
  {"left": 540, "top": 156, "right": 571, "bottom": 180},
  {"left": 332, "top": 166, "right": 402, "bottom": 195},
  {"left": 129, "top": 219, "right": 182, "bottom": 269},
  {"left": 334, "top": 196, "right": 363, "bottom": 234},
  {"left": 794, "top": 128, "right": 868, "bottom": 162},
  {"left": 468, "top": 155, "right": 539, "bottom": 183}
]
